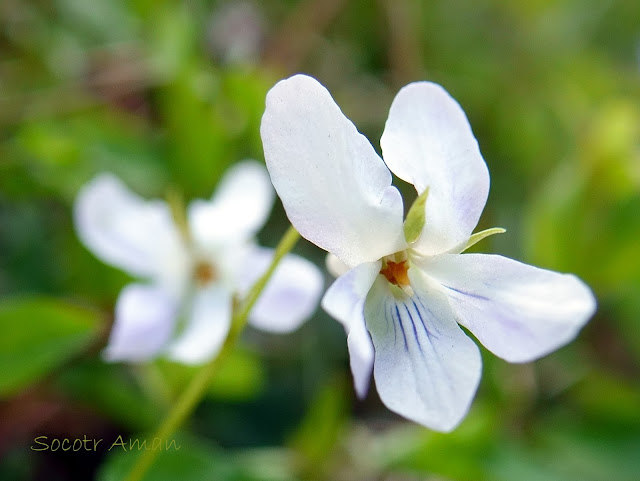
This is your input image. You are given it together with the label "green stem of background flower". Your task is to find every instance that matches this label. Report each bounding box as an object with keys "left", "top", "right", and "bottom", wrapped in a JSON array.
[{"left": 123, "top": 225, "right": 301, "bottom": 481}]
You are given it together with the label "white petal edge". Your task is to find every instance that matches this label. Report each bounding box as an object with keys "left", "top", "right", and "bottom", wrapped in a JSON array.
[
  {"left": 103, "top": 284, "right": 177, "bottom": 362},
  {"left": 321, "top": 261, "right": 381, "bottom": 398},
  {"left": 188, "top": 160, "right": 275, "bottom": 247},
  {"left": 74, "top": 173, "right": 189, "bottom": 295},
  {"left": 380, "top": 82, "right": 490, "bottom": 255},
  {"left": 166, "top": 286, "right": 232, "bottom": 364},
  {"left": 237, "top": 246, "right": 324, "bottom": 333},
  {"left": 365, "top": 270, "right": 482, "bottom": 432},
  {"left": 422, "top": 254, "right": 597, "bottom": 363},
  {"left": 261, "top": 74, "right": 406, "bottom": 268}
]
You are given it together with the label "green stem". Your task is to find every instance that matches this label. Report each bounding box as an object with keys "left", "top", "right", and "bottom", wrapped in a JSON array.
[{"left": 123, "top": 226, "right": 301, "bottom": 481}]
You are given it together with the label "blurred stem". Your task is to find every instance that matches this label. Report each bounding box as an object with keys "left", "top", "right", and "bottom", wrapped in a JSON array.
[
  {"left": 166, "top": 188, "right": 191, "bottom": 244},
  {"left": 123, "top": 225, "right": 301, "bottom": 481},
  {"left": 380, "top": 0, "right": 425, "bottom": 86}
]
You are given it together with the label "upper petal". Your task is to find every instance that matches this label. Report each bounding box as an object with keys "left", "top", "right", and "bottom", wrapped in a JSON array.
[
  {"left": 321, "top": 261, "right": 381, "bottom": 398},
  {"left": 261, "top": 74, "right": 406, "bottom": 267},
  {"left": 365, "top": 270, "right": 482, "bottom": 431},
  {"left": 380, "top": 82, "right": 489, "bottom": 255},
  {"left": 166, "top": 286, "right": 232, "bottom": 364},
  {"left": 188, "top": 160, "right": 275, "bottom": 247},
  {"left": 103, "top": 284, "right": 177, "bottom": 362},
  {"left": 74, "top": 173, "right": 188, "bottom": 292},
  {"left": 236, "top": 246, "right": 324, "bottom": 333},
  {"left": 422, "top": 254, "right": 597, "bottom": 363}
]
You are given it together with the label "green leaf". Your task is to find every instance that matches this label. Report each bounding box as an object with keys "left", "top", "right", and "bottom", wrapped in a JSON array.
[
  {"left": 289, "top": 377, "right": 349, "bottom": 474},
  {"left": 0, "top": 297, "right": 101, "bottom": 397},
  {"left": 372, "top": 401, "right": 499, "bottom": 480},
  {"left": 99, "top": 434, "right": 290, "bottom": 481},
  {"left": 15, "top": 110, "right": 167, "bottom": 202},
  {"left": 461, "top": 227, "right": 506, "bottom": 252},
  {"left": 156, "top": 347, "right": 265, "bottom": 401},
  {"left": 403, "top": 187, "right": 429, "bottom": 244},
  {"left": 207, "top": 348, "right": 265, "bottom": 400},
  {"left": 56, "top": 360, "right": 163, "bottom": 432},
  {"left": 97, "top": 435, "right": 240, "bottom": 481}
]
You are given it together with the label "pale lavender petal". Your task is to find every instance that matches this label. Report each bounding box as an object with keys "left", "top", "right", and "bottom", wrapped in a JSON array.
[
  {"left": 74, "top": 173, "right": 189, "bottom": 296},
  {"left": 381, "top": 82, "right": 489, "bottom": 255},
  {"left": 322, "top": 261, "right": 381, "bottom": 398},
  {"left": 421, "top": 253, "right": 597, "bottom": 363},
  {"left": 236, "top": 246, "right": 323, "bottom": 333},
  {"left": 261, "top": 74, "right": 406, "bottom": 267},
  {"left": 103, "top": 284, "right": 177, "bottom": 362},
  {"left": 166, "top": 286, "right": 232, "bottom": 364},
  {"left": 188, "top": 160, "right": 274, "bottom": 247},
  {"left": 365, "top": 270, "right": 482, "bottom": 431}
]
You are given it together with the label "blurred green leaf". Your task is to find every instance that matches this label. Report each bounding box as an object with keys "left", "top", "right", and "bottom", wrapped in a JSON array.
[
  {"left": 571, "top": 371, "right": 640, "bottom": 428},
  {"left": 289, "top": 377, "right": 349, "bottom": 475},
  {"left": 536, "top": 426, "right": 640, "bottom": 481},
  {"left": 97, "top": 435, "right": 238, "bottom": 481},
  {"left": 488, "top": 420, "right": 640, "bottom": 481},
  {"left": 98, "top": 434, "right": 292, "bottom": 481},
  {"left": 156, "top": 347, "right": 265, "bottom": 402},
  {"left": 0, "top": 297, "right": 101, "bottom": 396},
  {"left": 56, "top": 360, "right": 164, "bottom": 431},
  {"left": 15, "top": 110, "right": 167, "bottom": 202},
  {"left": 206, "top": 348, "right": 265, "bottom": 400},
  {"left": 145, "top": 2, "right": 196, "bottom": 80},
  {"left": 488, "top": 444, "right": 581, "bottom": 481},
  {"left": 233, "top": 448, "right": 300, "bottom": 481},
  {"left": 220, "top": 69, "right": 272, "bottom": 157},
  {"left": 55, "top": 0, "right": 138, "bottom": 45},
  {"left": 160, "top": 64, "right": 232, "bottom": 197},
  {"left": 371, "top": 402, "right": 500, "bottom": 481}
]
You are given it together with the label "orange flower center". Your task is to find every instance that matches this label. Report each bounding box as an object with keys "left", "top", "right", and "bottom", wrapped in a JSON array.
[{"left": 380, "top": 260, "right": 410, "bottom": 287}]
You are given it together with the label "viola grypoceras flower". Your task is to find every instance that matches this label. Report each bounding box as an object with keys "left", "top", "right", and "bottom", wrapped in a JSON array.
[
  {"left": 260, "top": 74, "right": 596, "bottom": 431},
  {"left": 75, "top": 160, "right": 323, "bottom": 364}
]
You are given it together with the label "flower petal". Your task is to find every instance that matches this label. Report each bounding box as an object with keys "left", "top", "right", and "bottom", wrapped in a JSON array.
[
  {"left": 103, "top": 284, "right": 177, "bottom": 362},
  {"left": 237, "top": 246, "right": 323, "bottom": 333},
  {"left": 322, "top": 261, "right": 381, "bottom": 398},
  {"left": 422, "top": 254, "right": 597, "bottom": 363},
  {"left": 166, "top": 286, "right": 232, "bottom": 364},
  {"left": 380, "top": 82, "right": 489, "bottom": 255},
  {"left": 188, "top": 160, "right": 275, "bottom": 246},
  {"left": 261, "top": 74, "right": 406, "bottom": 267},
  {"left": 74, "top": 173, "right": 188, "bottom": 293},
  {"left": 365, "top": 271, "right": 482, "bottom": 431},
  {"left": 325, "top": 253, "right": 350, "bottom": 278}
]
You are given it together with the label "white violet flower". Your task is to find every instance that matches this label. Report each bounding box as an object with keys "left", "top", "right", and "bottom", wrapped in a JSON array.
[
  {"left": 260, "top": 74, "right": 596, "bottom": 431},
  {"left": 75, "top": 160, "right": 323, "bottom": 364}
]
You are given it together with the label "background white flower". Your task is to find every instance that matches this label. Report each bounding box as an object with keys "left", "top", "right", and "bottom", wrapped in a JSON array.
[
  {"left": 260, "top": 74, "right": 596, "bottom": 431},
  {"left": 74, "top": 160, "right": 324, "bottom": 364}
]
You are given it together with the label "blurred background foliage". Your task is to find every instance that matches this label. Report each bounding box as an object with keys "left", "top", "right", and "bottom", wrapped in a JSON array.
[{"left": 1, "top": 0, "right": 639, "bottom": 480}]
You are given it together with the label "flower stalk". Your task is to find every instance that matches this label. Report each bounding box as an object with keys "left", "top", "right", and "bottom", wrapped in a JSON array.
[{"left": 123, "top": 225, "right": 301, "bottom": 481}]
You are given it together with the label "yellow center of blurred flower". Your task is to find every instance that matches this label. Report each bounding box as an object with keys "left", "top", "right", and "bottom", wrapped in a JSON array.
[{"left": 194, "top": 261, "right": 216, "bottom": 286}]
